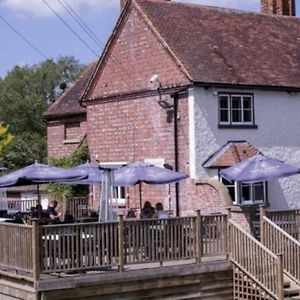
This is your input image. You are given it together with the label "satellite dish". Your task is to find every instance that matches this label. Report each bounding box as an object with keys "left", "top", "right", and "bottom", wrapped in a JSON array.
[{"left": 59, "top": 82, "right": 67, "bottom": 91}]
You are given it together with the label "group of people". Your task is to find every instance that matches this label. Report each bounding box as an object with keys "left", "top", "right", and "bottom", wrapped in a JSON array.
[
  {"left": 26, "top": 200, "right": 67, "bottom": 225},
  {"left": 139, "top": 201, "right": 169, "bottom": 219}
]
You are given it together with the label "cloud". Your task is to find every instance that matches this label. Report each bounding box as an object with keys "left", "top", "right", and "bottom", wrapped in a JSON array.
[{"left": 1, "top": 0, "right": 119, "bottom": 18}]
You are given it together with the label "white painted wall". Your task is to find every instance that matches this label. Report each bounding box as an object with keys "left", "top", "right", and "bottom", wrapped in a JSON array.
[{"left": 189, "top": 87, "right": 300, "bottom": 210}]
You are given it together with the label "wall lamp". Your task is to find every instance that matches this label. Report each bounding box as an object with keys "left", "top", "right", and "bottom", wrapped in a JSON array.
[{"left": 150, "top": 74, "right": 175, "bottom": 123}]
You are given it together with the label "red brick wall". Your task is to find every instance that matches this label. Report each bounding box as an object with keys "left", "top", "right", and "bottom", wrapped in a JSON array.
[
  {"left": 85, "top": 4, "right": 232, "bottom": 216},
  {"left": 47, "top": 115, "right": 87, "bottom": 159},
  {"left": 87, "top": 5, "right": 189, "bottom": 100}
]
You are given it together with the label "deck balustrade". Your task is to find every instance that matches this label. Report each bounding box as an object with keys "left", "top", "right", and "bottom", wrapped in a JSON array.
[{"left": 0, "top": 213, "right": 228, "bottom": 280}]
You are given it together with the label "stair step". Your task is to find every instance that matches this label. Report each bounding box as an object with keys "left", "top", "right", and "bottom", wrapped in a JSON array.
[
  {"left": 284, "top": 288, "right": 300, "bottom": 297},
  {"left": 284, "top": 281, "right": 292, "bottom": 288}
]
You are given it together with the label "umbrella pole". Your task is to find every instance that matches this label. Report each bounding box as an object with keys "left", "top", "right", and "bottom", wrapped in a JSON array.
[
  {"left": 37, "top": 184, "right": 41, "bottom": 205},
  {"left": 139, "top": 182, "right": 142, "bottom": 211}
]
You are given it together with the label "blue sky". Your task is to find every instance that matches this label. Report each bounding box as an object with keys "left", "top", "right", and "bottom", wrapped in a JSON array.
[{"left": 0, "top": 0, "right": 298, "bottom": 78}]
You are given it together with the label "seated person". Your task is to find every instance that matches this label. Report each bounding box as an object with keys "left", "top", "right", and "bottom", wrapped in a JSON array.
[
  {"left": 46, "top": 200, "right": 61, "bottom": 224},
  {"left": 126, "top": 208, "right": 136, "bottom": 219},
  {"left": 140, "top": 201, "right": 155, "bottom": 219},
  {"left": 154, "top": 202, "right": 169, "bottom": 219},
  {"left": 31, "top": 204, "right": 49, "bottom": 225}
]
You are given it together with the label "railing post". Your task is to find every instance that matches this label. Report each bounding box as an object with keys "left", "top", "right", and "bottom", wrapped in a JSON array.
[
  {"left": 226, "top": 207, "right": 231, "bottom": 259},
  {"left": 32, "top": 219, "right": 40, "bottom": 287},
  {"left": 276, "top": 253, "right": 284, "bottom": 300},
  {"left": 260, "top": 205, "right": 266, "bottom": 245},
  {"left": 226, "top": 207, "right": 232, "bottom": 259},
  {"left": 118, "top": 215, "right": 125, "bottom": 272},
  {"left": 195, "top": 210, "right": 202, "bottom": 263}
]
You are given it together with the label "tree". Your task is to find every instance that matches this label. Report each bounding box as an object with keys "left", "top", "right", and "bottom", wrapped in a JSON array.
[
  {"left": 48, "top": 143, "right": 89, "bottom": 200},
  {"left": 0, "top": 122, "right": 13, "bottom": 162},
  {"left": 0, "top": 56, "right": 85, "bottom": 170}
]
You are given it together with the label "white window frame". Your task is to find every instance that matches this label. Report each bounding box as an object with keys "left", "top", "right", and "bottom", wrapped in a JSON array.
[
  {"left": 220, "top": 177, "right": 266, "bottom": 205},
  {"left": 219, "top": 93, "right": 254, "bottom": 126}
]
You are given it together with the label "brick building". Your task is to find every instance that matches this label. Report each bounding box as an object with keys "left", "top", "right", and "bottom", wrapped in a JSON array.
[{"left": 45, "top": 0, "right": 300, "bottom": 219}]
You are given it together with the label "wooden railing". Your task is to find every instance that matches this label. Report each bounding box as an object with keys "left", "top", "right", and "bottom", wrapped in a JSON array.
[
  {"left": 0, "top": 213, "right": 228, "bottom": 279},
  {"left": 0, "top": 222, "right": 33, "bottom": 274},
  {"left": 228, "top": 219, "right": 284, "bottom": 300},
  {"left": 65, "top": 197, "right": 89, "bottom": 220},
  {"left": 266, "top": 209, "right": 300, "bottom": 240},
  {"left": 7, "top": 199, "right": 38, "bottom": 212},
  {"left": 261, "top": 216, "right": 300, "bottom": 285},
  {"left": 40, "top": 222, "right": 119, "bottom": 273},
  {"left": 124, "top": 217, "right": 196, "bottom": 264}
]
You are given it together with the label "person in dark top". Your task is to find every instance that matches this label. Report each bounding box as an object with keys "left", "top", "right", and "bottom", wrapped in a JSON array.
[
  {"left": 31, "top": 204, "right": 49, "bottom": 225},
  {"left": 140, "top": 201, "right": 155, "bottom": 219},
  {"left": 46, "top": 200, "right": 61, "bottom": 224}
]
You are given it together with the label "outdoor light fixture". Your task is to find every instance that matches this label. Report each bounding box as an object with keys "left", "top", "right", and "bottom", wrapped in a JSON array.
[{"left": 157, "top": 99, "right": 173, "bottom": 109}]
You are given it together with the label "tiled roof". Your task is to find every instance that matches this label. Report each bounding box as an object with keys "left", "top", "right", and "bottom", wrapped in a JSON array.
[
  {"left": 136, "top": 0, "right": 300, "bottom": 89},
  {"left": 44, "top": 63, "right": 96, "bottom": 119},
  {"left": 203, "top": 141, "right": 261, "bottom": 168}
]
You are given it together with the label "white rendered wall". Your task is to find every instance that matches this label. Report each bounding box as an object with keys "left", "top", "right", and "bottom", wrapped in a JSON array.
[{"left": 189, "top": 87, "right": 300, "bottom": 210}]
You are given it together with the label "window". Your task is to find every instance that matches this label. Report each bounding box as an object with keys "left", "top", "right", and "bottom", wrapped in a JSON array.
[
  {"left": 219, "top": 93, "right": 255, "bottom": 126},
  {"left": 221, "top": 177, "right": 266, "bottom": 205}
]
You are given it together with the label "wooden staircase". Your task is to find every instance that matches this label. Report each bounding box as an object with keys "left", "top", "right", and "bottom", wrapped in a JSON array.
[{"left": 284, "top": 276, "right": 300, "bottom": 300}]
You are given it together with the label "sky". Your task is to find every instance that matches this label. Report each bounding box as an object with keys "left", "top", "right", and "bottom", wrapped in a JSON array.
[{"left": 0, "top": 0, "right": 299, "bottom": 78}]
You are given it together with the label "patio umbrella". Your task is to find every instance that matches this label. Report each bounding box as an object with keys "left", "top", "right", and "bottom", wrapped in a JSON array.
[
  {"left": 114, "top": 162, "right": 188, "bottom": 209},
  {"left": 219, "top": 154, "right": 299, "bottom": 183},
  {"left": 0, "top": 162, "right": 88, "bottom": 202},
  {"left": 62, "top": 162, "right": 103, "bottom": 185}
]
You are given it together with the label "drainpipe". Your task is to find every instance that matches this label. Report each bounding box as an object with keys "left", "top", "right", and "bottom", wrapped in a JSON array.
[{"left": 171, "top": 92, "right": 180, "bottom": 217}]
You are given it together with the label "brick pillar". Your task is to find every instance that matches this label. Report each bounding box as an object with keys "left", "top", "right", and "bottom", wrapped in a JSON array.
[{"left": 261, "top": 0, "right": 296, "bottom": 16}]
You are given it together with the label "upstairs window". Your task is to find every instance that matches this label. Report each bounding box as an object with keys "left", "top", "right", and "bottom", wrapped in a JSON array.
[{"left": 219, "top": 93, "right": 255, "bottom": 127}]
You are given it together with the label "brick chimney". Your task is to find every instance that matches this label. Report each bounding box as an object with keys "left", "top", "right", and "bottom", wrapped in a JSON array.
[
  {"left": 261, "top": 0, "right": 296, "bottom": 16},
  {"left": 121, "top": 0, "right": 171, "bottom": 11}
]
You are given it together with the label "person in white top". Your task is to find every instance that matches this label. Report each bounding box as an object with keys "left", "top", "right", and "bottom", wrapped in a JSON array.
[{"left": 154, "top": 202, "right": 169, "bottom": 219}]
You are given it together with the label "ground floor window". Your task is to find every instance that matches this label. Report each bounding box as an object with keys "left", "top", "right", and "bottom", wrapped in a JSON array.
[{"left": 220, "top": 177, "right": 267, "bottom": 205}]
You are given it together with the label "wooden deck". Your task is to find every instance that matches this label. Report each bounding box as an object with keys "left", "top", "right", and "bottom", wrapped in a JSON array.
[{"left": 0, "top": 208, "right": 299, "bottom": 299}]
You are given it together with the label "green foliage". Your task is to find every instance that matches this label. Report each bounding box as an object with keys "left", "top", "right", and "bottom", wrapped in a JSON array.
[
  {"left": 0, "top": 122, "right": 13, "bottom": 161},
  {"left": 48, "top": 144, "right": 89, "bottom": 200},
  {"left": 0, "top": 56, "right": 85, "bottom": 170}
]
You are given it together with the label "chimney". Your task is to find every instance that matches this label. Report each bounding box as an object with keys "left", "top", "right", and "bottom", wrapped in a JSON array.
[{"left": 261, "top": 0, "right": 296, "bottom": 16}]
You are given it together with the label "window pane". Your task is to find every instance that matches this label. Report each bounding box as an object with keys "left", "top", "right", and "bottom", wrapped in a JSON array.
[
  {"left": 253, "top": 182, "right": 264, "bottom": 202},
  {"left": 221, "top": 178, "right": 236, "bottom": 202},
  {"left": 241, "top": 183, "right": 251, "bottom": 201},
  {"left": 243, "top": 110, "right": 252, "bottom": 122},
  {"left": 243, "top": 97, "right": 252, "bottom": 109},
  {"left": 220, "top": 109, "right": 229, "bottom": 122},
  {"left": 231, "top": 96, "right": 241, "bottom": 109},
  {"left": 232, "top": 109, "right": 242, "bottom": 123},
  {"left": 219, "top": 96, "right": 229, "bottom": 109},
  {"left": 231, "top": 96, "right": 242, "bottom": 123},
  {"left": 219, "top": 96, "right": 229, "bottom": 123}
]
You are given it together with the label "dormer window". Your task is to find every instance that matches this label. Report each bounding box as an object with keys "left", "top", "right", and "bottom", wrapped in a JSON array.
[{"left": 218, "top": 93, "right": 256, "bottom": 128}]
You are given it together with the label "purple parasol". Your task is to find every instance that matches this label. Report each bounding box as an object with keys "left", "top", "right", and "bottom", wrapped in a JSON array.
[{"left": 220, "top": 155, "right": 299, "bottom": 183}]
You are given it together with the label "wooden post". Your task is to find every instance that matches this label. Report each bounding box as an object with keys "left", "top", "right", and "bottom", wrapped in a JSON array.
[
  {"left": 32, "top": 219, "right": 40, "bottom": 287},
  {"left": 195, "top": 210, "right": 202, "bottom": 263},
  {"left": 276, "top": 253, "right": 284, "bottom": 300},
  {"left": 260, "top": 205, "right": 266, "bottom": 245},
  {"left": 226, "top": 207, "right": 232, "bottom": 259},
  {"left": 118, "top": 215, "right": 125, "bottom": 272}
]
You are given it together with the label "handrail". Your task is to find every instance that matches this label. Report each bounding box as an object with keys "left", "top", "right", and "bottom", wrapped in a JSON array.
[
  {"left": 262, "top": 216, "right": 300, "bottom": 285},
  {"left": 228, "top": 219, "right": 283, "bottom": 299}
]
